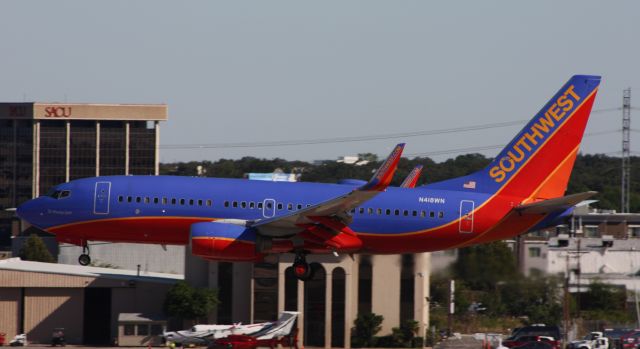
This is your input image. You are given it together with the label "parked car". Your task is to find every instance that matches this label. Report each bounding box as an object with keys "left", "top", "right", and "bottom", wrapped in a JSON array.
[
  {"left": 604, "top": 328, "right": 635, "bottom": 349},
  {"left": 512, "top": 341, "right": 554, "bottom": 349},
  {"left": 619, "top": 330, "right": 640, "bottom": 349},
  {"left": 504, "top": 325, "right": 562, "bottom": 349},
  {"left": 569, "top": 332, "right": 608, "bottom": 349}
]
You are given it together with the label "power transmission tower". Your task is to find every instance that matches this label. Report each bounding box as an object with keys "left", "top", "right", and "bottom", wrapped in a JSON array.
[{"left": 622, "top": 88, "right": 631, "bottom": 213}]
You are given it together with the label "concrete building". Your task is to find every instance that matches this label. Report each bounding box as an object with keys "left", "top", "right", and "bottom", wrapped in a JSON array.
[
  {"left": 186, "top": 252, "right": 431, "bottom": 349},
  {"left": 0, "top": 102, "right": 167, "bottom": 250},
  {"left": 0, "top": 258, "right": 180, "bottom": 345}
]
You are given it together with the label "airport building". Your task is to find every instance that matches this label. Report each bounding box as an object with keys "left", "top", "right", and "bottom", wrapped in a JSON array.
[{"left": 0, "top": 102, "right": 167, "bottom": 249}]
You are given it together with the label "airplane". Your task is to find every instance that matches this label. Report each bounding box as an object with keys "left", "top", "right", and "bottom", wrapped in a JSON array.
[
  {"left": 400, "top": 165, "right": 424, "bottom": 188},
  {"left": 16, "top": 75, "right": 601, "bottom": 281},
  {"left": 162, "top": 311, "right": 298, "bottom": 346}
]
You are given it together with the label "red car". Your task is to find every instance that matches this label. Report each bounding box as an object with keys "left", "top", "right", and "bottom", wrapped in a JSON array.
[{"left": 620, "top": 330, "right": 640, "bottom": 349}]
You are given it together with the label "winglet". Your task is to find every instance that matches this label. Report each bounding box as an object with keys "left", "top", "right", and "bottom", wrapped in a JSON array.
[
  {"left": 361, "top": 143, "right": 405, "bottom": 191},
  {"left": 400, "top": 165, "right": 423, "bottom": 188}
]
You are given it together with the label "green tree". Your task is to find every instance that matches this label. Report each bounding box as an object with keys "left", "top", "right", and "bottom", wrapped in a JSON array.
[
  {"left": 351, "top": 313, "right": 384, "bottom": 348},
  {"left": 453, "top": 241, "right": 517, "bottom": 290},
  {"left": 164, "top": 281, "right": 219, "bottom": 323},
  {"left": 20, "top": 234, "right": 55, "bottom": 263}
]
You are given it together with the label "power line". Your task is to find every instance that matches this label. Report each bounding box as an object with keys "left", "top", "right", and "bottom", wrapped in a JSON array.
[{"left": 161, "top": 107, "right": 622, "bottom": 150}]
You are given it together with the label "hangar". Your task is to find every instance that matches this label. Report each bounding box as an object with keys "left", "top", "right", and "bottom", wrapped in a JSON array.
[{"left": 0, "top": 257, "right": 180, "bottom": 345}]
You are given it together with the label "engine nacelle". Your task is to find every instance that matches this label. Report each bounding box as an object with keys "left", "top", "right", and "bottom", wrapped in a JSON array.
[{"left": 190, "top": 222, "right": 264, "bottom": 262}]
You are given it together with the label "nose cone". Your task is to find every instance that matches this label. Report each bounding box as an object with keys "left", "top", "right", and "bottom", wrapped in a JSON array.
[{"left": 16, "top": 198, "right": 44, "bottom": 228}]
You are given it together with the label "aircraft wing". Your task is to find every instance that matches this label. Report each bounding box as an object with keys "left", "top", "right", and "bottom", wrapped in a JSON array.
[
  {"left": 249, "top": 143, "right": 405, "bottom": 236},
  {"left": 515, "top": 191, "right": 597, "bottom": 214}
]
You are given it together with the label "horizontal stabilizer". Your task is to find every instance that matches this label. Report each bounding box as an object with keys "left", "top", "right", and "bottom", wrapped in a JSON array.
[{"left": 515, "top": 191, "right": 597, "bottom": 214}]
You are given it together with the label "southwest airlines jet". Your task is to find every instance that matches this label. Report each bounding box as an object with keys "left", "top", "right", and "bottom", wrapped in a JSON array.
[{"left": 17, "top": 75, "right": 600, "bottom": 280}]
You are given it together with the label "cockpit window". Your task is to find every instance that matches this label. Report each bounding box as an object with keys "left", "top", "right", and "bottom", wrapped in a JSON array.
[{"left": 47, "top": 190, "right": 71, "bottom": 199}]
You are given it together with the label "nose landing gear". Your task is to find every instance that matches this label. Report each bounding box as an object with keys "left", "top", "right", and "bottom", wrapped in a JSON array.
[{"left": 78, "top": 243, "right": 91, "bottom": 266}]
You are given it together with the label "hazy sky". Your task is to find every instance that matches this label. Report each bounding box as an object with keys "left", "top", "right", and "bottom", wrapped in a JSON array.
[{"left": 2, "top": 1, "right": 639, "bottom": 163}]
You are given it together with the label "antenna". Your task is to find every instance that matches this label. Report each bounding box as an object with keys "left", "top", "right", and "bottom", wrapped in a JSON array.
[{"left": 622, "top": 88, "right": 631, "bottom": 213}]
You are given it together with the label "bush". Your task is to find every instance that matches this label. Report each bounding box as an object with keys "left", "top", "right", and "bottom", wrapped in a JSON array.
[{"left": 351, "top": 313, "right": 384, "bottom": 347}]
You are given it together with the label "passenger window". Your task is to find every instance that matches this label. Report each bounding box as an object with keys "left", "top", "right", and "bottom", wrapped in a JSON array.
[
  {"left": 420, "top": 211, "right": 426, "bottom": 218},
  {"left": 438, "top": 211, "right": 444, "bottom": 218},
  {"left": 144, "top": 197, "right": 150, "bottom": 204},
  {"left": 206, "top": 200, "right": 212, "bottom": 206},
  {"left": 403, "top": 210, "right": 408, "bottom": 216},
  {"left": 180, "top": 199, "right": 186, "bottom": 205},
  {"left": 127, "top": 196, "right": 133, "bottom": 203},
  {"left": 368, "top": 208, "right": 373, "bottom": 215},
  {"left": 162, "top": 197, "right": 168, "bottom": 205},
  {"left": 394, "top": 209, "right": 400, "bottom": 216},
  {"left": 277, "top": 203, "right": 283, "bottom": 210},
  {"left": 430, "top": 211, "right": 435, "bottom": 218},
  {"left": 297, "top": 204, "right": 303, "bottom": 210},
  {"left": 118, "top": 196, "right": 123, "bottom": 202},
  {"left": 359, "top": 208, "right": 365, "bottom": 214},
  {"left": 412, "top": 210, "right": 417, "bottom": 217},
  {"left": 258, "top": 202, "right": 264, "bottom": 209},
  {"left": 377, "top": 208, "right": 382, "bottom": 215},
  {"left": 249, "top": 202, "right": 255, "bottom": 209},
  {"left": 287, "top": 203, "right": 293, "bottom": 211},
  {"left": 306, "top": 204, "right": 311, "bottom": 207},
  {"left": 266, "top": 202, "right": 273, "bottom": 209},
  {"left": 189, "top": 199, "right": 194, "bottom": 205},
  {"left": 232, "top": 201, "right": 238, "bottom": 208},
  {"left": 241, "top": 201, "right": 247, "bottom": 209},
  {"left": 198, "top": 199, "right": 203, "bottom": 206},
  {"left": 171, "top": 198, "right": 177, "bottom": 205},
  {"left": 154, "top": 197, "right": 159, "bottom": 204},
  {"left": 224, "top": 201, "right": 229, "bottom": 208},
  {"left": 136, "top": 197, "right": 142, "bottom": 203},
  {"left": 386, "top": 209, "right": 391, "bottom": 215}
]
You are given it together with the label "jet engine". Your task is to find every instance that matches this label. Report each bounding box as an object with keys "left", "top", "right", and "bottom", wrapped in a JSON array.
[{"left": 190, "top": 222, "right": 265, "bottom": 262}]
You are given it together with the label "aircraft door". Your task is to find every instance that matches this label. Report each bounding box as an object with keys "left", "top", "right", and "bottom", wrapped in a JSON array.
[
  {"left": 263, "top": 198, "right": 276, "bottom": 218},
  {"left": 459, "top": 200, "right": 474, "bottom": 233},
  {"left": 94, "top": 182, "right": 111, "bottom": 215}
]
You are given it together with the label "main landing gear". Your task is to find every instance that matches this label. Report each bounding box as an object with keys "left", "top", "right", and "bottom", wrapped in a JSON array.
[
  {"left": 292, "top": 251, "right": 316, "bottom": 281},
  {"left": 78, "top": 243, "right": 91, "bottom": 266}
]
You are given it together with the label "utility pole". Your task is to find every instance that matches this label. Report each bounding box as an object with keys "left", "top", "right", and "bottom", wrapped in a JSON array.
[
  {"left": 622, "top": 88, "right": 631, "bottom": 213},
  {"left": 563, "top": 253, "right": 570, "bottom": 344}
]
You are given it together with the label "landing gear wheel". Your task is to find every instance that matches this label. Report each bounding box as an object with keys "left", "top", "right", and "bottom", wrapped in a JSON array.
[
  {"left": 78, "top": 254, "right": 91, "bottom": 266},
  {"left": 78, "top": 243, "right": 91, "bottom": 266},
  {"left": 293, "top": 260, "right": 311, "bottom": 281}
]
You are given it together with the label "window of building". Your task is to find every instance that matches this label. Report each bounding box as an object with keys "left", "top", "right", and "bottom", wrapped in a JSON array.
[
  {"left": 583, "top": 225, "right": 599, "bottom": 237},
  {"left": 529, "top": 247, "right": 542, "bottom": 258},
  {"left": 137, "top": 324, "right": 149, "bottom": 336},
  {"left": 124, "top": 324, "right": 135, "bottom": 336},
  {"left": 629, "top": 226, "right": 640, "bottom": 237}
]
